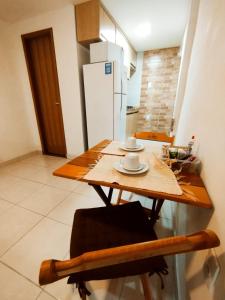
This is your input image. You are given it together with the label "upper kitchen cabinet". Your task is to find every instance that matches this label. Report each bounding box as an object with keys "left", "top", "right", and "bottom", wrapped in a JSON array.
[
  {"left": 75, "top": 0, "right": 115, "bottom": 46},
  {"left": 116, "top": 28, "right": 137, "bottom": 78},
  {"left": 100, "top": 7, "right": 116, "bottom": 43},
  {"left": 75, "top": 0, "right": 137, "bottom": 76}
]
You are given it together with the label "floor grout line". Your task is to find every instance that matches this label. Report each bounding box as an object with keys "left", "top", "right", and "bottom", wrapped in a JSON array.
[
  {"left": 0, "top": 261, "right": 58, "bottom": 300},
  {"left": 0, "top": 215, "right": 45, "bottom": 258},
  {"left": 0, "top": 260, "right": 43, "bottom": 289},
  {"left": 1, "top": 169, "right": 80, "bottom": 194}
]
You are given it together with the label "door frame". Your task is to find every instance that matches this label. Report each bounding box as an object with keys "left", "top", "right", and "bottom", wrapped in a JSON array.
[{"left": 21, "top": 28, "right": 67, "bottom": 157}]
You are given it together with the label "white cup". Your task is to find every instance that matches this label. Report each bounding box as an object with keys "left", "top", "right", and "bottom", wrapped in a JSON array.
[
  {"left": 126, "top": 137, "right": 137, "bottom": 149},
  {"left": 122, "top": 153, "right": 140, "bottom": 170}
]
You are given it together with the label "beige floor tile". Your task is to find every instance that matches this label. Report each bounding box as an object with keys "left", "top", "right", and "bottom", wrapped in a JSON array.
[
  {"left": 74, "top": 182, "right": 132, "bottom": 204},
  {"left": 0, "top": 177, "right": 44, "bottom": 204},
  {"left": 0, "top": 262, "right": 41, "bottom": 300},
  {"left": 29, "top": 168, "right": 53, "bottom": 184},
  {"left": 73, "top": 182, "right": 100, "bottom": 198},
  {"left": 44, "top": 277, "right": 123, "bottom": 300},
  {"left": 120, "top": 276, "right": 144, "bottom": 300},
  {"left": 155, "top": 218, "right": 173, "bottom": 238},
  {"left": 1, "top": 217, "right": 71, "bottom": 284},
  {"left": 0, "top": 198, "right": 13, "bottom": 216},
  {"left": 121, "top": 274, "right": 173, "bottom": 300},
  {"left": 3, "top": 161, "right": 44, "bottom": 180},
  {"left": 160, "top": 200, "right": 172, "bottom": 220},
  {"left": 102, "top": 187, "right": 132, "bottom": 204},
  {"left": 19, "top": 185, "right": 70, "bottom": 215},
  {"left": 0, "top": 173, "right": 21, "bottom": 190},
  {"left": 46, "top": 175, "right": 80, "bottom": 192},
  {"left": 37, "top": 291, "right": 55, "bottom": 300},
  {"left": 87, "top": 279, "right": 124, "bottom": 300},
  {"left": 0, "top": 205, "right": 42, "bottom": 256},
  {"left": 48, "top": 192, "right": 104, "bottom": 225},
  {"left": 22, "top": 154, "right": 67, "bottom": 169},
  {"left": 44, "top": 278, "right": 80, "bottom": 300}
]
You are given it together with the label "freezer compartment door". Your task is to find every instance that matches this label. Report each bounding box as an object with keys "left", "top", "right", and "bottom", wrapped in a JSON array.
[
  {"left": 83, "top": 62, "right": 114, "bottom": 148},
  {"left": 114, "top": 93, "right": 127, "bottom": 142},
  {"left": 90, "top": 42, "right": 124, "bottom": 64}
]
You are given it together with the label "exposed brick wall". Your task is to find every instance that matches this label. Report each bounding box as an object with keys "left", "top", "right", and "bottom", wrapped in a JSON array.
[{"left": 137, "top": 47, "right": 181, "bottom": 134}]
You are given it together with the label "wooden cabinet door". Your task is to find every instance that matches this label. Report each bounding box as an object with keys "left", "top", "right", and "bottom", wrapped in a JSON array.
[
  {"left": 100, "top": 7, "right": 116, "bottom": 43},
  {"left": 115, "top": 28, "right": 128, "bottom": 65},
  {"left": 22, "top": 29, "right": 67, "bottom": 157},
  {"left": 75, "top": 0, "right": 100, "bottom": 45},
  {"left": 130, "top": 47, "right": 137, "bottom": 67}
]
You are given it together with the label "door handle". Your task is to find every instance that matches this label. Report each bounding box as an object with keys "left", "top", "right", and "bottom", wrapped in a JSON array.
[{"left": 55, "top": 102, "right": 60, "bottom": 105}]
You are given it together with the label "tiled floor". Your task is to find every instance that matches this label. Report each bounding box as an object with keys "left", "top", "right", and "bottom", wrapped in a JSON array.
[{"left": 0, "top": 153, "right": 177, "bottom": 300}]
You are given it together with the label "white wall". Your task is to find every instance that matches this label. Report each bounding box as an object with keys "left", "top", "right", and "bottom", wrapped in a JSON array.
[
  {"left": 0, "top": 20, "right": 38, "bottom": 162},
  {"left": 175, "top": 0, "right": 225, "bottom": 298},
  {"left": 173, "top": 0, "right": 200, "bottom": 134},
  {"left": 1, "top": 5, "right": 84, "bottom": 161},
  {"left": 127, "top": 52, "right": 143, "bottom": 107}
]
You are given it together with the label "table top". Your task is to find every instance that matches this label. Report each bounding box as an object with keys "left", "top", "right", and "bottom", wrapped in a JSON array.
[{"left": 53, "top": 140, "right": 213, "bottom": 209}]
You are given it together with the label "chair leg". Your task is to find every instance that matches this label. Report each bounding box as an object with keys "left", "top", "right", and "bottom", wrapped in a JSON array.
[
  {"left": 81, "top": 292, "right": 87, "bottom": 300},
  {"left": 140, "top": 273, "right": 152, "bottom": 300},
  {"left": 116, "top": 190, "right": 123, "bottom": 205}
]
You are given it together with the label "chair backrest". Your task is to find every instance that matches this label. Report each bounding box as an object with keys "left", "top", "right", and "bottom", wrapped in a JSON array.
[
  {"left": 134, "top": 131, "right": 174, "bottom": 144},
  {"left": 39, "top": 229, "right": 219, "bottom": 285}
]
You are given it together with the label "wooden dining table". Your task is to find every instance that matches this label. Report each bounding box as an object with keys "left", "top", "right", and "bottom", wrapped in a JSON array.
[{"left": 53, "top": 140, "right": 213, "bottom": 225}]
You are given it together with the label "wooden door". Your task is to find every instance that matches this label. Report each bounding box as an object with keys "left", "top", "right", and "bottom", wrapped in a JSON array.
[{"left": 22, "top": 28, "right": 67, "bottom": 157}]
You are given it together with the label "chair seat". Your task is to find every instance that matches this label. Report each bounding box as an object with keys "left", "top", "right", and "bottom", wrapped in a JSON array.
[{"left": 68, "top": 201, "right": 168, "bottom": 284}]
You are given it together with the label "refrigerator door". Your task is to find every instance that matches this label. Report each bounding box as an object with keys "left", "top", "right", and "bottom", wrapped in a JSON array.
[
  {"left": 83, "top": 62, "right": 114, "bottom": 148},
  {"left": 122, "top": 66, "right": 128, "bottom": 95},
  {"left": 114, "top": 62, "right": 128, "bottom": 95},
  {"left": 114, "top": 93, "right": 127, "bottom": 142},
  {"left": 113, "top": 61, "right": 122, "bottom": 94}
]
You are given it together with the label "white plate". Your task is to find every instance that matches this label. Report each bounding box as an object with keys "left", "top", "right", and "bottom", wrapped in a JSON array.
[
  {"left": 113, "top": 161, "right": 149, "bottom": 175},
  {"left": 119, "top": 143, "right": 145, "bottom": 152},
  {"left": 122, "top": 162, "right": 145, "bottom": 172}
]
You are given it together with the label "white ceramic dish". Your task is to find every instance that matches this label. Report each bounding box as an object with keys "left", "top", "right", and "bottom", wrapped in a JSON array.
[
  {"left": 113, "top": 161, "right": 149, "bottom": 175},
  {"left": 122, "top": 161, "right": 145, "bottom": 172},
  {"left": 119, "top": 143, "right": 145, "bottom": 152}
]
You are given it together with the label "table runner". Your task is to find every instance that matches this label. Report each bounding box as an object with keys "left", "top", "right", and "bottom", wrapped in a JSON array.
[{"left": 84, "top": 152, "right": 183, "bottom": 196}]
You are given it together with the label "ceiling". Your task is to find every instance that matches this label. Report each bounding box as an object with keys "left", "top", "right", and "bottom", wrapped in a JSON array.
[
  {"left": 0, "top": 0, "right": 189, "bottom": 52},
  {"left": 102, "top": 0, "right": 189, "bottom": 51},
  {"left": 0, "top": 0, "right": 79, "bottom": 23}
]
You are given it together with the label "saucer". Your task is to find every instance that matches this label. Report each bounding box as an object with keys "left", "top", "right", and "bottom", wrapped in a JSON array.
[
  {"left": 119, "top": 143, "right": 145, "bottom": 152},
  {"left": 122, "top": 162, "right": 145, "bottom": 172},
  {"left": 113, "top": 161, "right": 149, "bottom": 175}
]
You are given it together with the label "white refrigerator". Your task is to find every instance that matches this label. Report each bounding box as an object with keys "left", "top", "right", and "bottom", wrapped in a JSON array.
[{"left": 83, "top": 61, "right": 127, "bottom": 148}]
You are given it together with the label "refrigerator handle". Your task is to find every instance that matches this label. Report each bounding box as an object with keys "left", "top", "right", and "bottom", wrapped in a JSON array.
[{"left": 120, "top": 94, "right": 122, "bottom": 111}]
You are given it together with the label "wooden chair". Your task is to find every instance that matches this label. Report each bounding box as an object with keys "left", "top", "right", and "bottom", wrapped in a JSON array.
[
  {"left": 133, "top": 131, "right": 175, "bottom": 144},
  {"left": 116, "top": 131, "right": 174, "bottom": 206},
  {"left": 39, "top": 202, "right": 219, "bottom": 299}
]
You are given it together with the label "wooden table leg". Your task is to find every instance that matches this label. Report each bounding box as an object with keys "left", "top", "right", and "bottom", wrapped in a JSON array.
[
  {"left": 150, "top": 199, "right": 164, "bottom": 226},
  {"left": 141, "top": 273, "right": 152, "bottom": 300}
]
